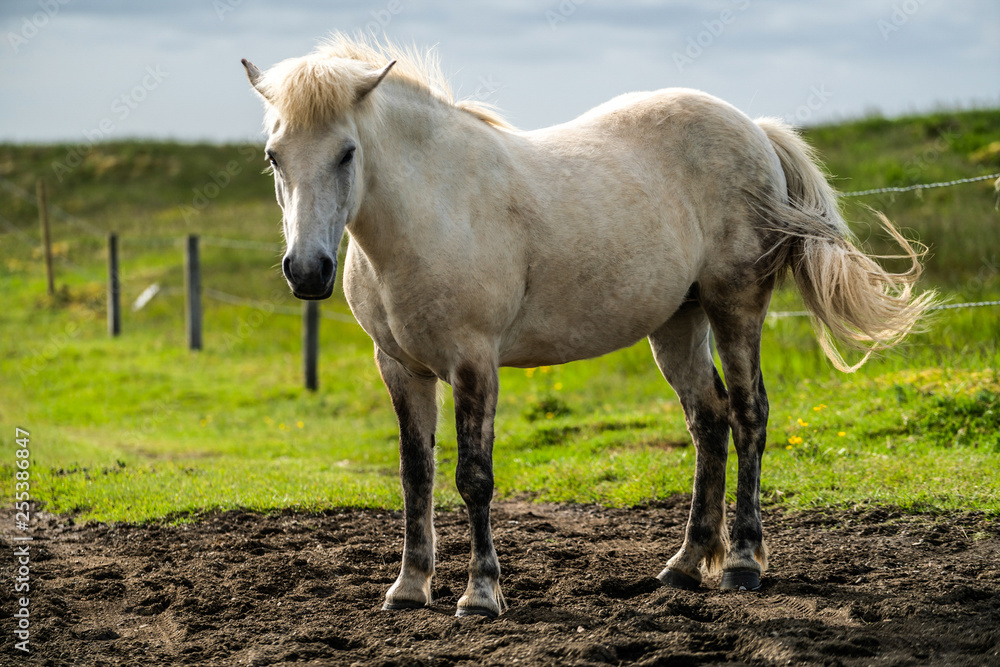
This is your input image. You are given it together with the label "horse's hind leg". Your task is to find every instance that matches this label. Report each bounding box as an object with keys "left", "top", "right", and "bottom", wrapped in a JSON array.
[
  {"left": 649, "top": 300, "right": 731, "bottom": 589},
  {"left": 702, "top": 282, "right": 773, "bottom": 591},
  {"left": 377, "top": 348, "right": 439, "bottom": 610}
]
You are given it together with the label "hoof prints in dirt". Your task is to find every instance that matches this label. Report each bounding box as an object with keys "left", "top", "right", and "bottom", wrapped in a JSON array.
[{"left": 1, "top": 502, "right": 998, "bottom": 666}]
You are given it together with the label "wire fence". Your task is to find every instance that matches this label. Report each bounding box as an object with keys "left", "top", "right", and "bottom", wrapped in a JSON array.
[
  {"left": 767, "top": 299, "right": 1000, "bottom": 320},
  {"left": 837, "top": 172, "right": 1000, "bottom": 199},
  {"left": 203, "top": 288, "right": 356, "bottom": 323},
  {"left": 3, "top": 171, "right": 999, "bottom": 328}
]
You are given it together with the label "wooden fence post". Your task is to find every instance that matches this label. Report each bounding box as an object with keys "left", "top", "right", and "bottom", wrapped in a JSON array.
[
  {"left": 107, "top": 233, "right": 120, "bottom": 337},
  {"left": 303, "top": 300, "right": 319, "bottom": 391},
  {"left": 37, "top": 179, "right": 54, "bottom": 296},
  {"left": 185, "top": 234, "right": 202, "bottom": 351}
]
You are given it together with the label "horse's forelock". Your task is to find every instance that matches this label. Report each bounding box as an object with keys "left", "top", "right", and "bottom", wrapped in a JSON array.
[
  {"left": 255, "top": 33, "right": 514, "bottom": 131},
  {"left": 258, "top": 55, "right": 373, "bottom": 130}
]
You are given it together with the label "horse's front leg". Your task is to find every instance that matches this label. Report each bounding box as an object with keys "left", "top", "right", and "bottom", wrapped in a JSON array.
[
  {"left": 377, "top": 348, "right": 439, "bottom": 611},
  {"left": 452, "top": 361, "right": 506, "bottom": 618}
]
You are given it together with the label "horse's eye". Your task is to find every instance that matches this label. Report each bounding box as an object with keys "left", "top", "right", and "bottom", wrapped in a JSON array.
[
  {"left": 339, "top": 147, "right": 355, "bottom": 167},
  {"left": 266, "top": 150, "right": 279, "bottom": 168}
]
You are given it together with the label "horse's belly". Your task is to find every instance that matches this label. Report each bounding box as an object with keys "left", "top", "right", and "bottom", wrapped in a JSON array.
[{"left": 500, "top": 285, "right": 688, "bottom": 368}]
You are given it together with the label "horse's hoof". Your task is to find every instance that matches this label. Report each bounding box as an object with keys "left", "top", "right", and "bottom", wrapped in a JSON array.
[
  {"left": 382, "top": 599, "right": 427, "bottom": 611},
  {"left": 658, "top": 569, "right": 701, "bottom": 591},
  {"left": 720, "top": 569, "right": 761, "bottom": 591},
  {"left": 455, "top": 605, "right": 499, "bottom": 619}
]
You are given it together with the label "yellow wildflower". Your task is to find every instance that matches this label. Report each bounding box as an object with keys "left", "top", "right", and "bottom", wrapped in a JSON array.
[
  {"left": 838, "top": 431, "right": 846, "bottom": 437},
  {"left": 788, "top": 435, "right": 803, "bottom": 445},
  {"left": 553, "top": 382, "right": 563, "bottom": 391},
  {"left": 797, "top": 418, "right": 809, "bottom": 427}
]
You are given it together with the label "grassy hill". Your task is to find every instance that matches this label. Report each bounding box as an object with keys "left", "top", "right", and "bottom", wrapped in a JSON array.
[{"left": 1, "top": 109, "right": 998, "bottom": 522}]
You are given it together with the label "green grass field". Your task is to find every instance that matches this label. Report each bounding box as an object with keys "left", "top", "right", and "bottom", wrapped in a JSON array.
[{"left": 1, "top": 109, "right": 998, "bottom": 523}]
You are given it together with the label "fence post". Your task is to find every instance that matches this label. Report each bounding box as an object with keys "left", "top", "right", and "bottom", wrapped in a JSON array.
[
  {"left": 303, "top": 300, "right": 319, "bottom": 391},
  {"left": 107, "top": 233, "right": 120, "bottom": 337},
  {"left": 185, "top": 234, "right": 202, "bottom": 351},
  {"left": 36, "top": 179, "right": 54, "bottom": 296}
]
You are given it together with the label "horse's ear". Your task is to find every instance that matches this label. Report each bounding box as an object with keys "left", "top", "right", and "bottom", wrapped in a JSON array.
[
  {"left": 355, "top": 60, "right": 396, "bottom": 103},
  {"left": 242, "top": 58, "right": 269, "bottom": 100}
]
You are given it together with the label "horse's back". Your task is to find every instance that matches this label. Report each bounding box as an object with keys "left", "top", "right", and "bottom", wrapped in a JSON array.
[{"left": 495, "top": 89, "right": 784, "bottom": 366}]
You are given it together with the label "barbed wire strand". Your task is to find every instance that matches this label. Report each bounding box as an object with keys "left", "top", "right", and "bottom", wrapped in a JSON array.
[
  {"left": 0, "top": 211, "right": 107, "bottom": 280},
  {"left": 200, "top": 236, "right": 283, "bottom": 252},
  {"left": 0, "top": 176, "right": 105, "bottom": 237},
  {"left": 204, "top": 288, "right": 357, "bottom": 323},
  {"left": 3, "top": 171, "right": 999, "bottom": 317},
  {"left": 768, "top": 299, "right": 1000, "bottom": 319},
  {"left": 119, "top": 236, "right": 181, "bottom": 248},
  {"left": 838, "top": 172, "right": 1000, "bottom": 198}
]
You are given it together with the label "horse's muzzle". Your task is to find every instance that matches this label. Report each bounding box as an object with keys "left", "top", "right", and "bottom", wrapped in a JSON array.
[{"left": 283, "top": 253, "right": 336, "bottom": 300}]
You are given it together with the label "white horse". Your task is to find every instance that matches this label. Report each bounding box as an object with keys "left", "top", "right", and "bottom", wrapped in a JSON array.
[{"left": 242, "top": 35, "right": 933, "bottom": 617}]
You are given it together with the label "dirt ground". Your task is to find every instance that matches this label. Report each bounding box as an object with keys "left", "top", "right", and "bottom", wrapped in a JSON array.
[{"left": 2, "top": 498, "right": 998, "bottom": 666}]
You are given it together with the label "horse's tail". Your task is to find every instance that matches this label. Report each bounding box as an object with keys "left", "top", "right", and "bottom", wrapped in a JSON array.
[{"left": 754, "top": 117, "right": 937, "bottom": 372}]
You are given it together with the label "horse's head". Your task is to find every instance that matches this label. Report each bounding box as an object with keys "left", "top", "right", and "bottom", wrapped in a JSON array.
[{"left": 242, "top": 55, "right": 394, "bottom": 300}]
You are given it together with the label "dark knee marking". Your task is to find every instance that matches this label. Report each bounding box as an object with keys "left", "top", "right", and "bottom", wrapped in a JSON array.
[
  {"left": 456, "top": 453, "right": 494, "bottom": 507},
  {"left": 382, "top": 372, "right": 435, "bottom": 492},
  {"left": 690, "top": 407, "right": 730, "bottom": 456},
  {"left": 728, "top": 382, "right": 767, "bottom": 431},
  {"left": 453, "top": 362, "right": 496, "bottom": 508}
]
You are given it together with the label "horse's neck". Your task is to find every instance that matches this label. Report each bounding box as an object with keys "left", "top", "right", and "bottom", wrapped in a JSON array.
[{"left": 349, "top": 85, "right": 508, "bottom": 271}]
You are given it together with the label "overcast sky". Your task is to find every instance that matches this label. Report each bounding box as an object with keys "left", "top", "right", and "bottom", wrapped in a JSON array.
[{"left": 1, "top": 0, "right": 998, "bottom": 143}]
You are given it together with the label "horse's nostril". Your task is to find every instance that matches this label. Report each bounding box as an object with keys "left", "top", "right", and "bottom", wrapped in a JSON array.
[
  {"left": 282, "top": 255, "right": 294, "bottom": 282},
  {"left": 319, "top": 256, "right": 335, "bottom": 286}
]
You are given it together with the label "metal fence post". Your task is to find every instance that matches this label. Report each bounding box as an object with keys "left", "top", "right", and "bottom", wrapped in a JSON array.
[
  {"left": 37, "top": 179, "right": 55, "bottom": 296},
  {"left": 185, "top": 234, "right": 202, "bottom": 350},
  {"left": 303, "top": 300, "right": 319, "bottom": 391},
  {"left": 108, "top": 233, "right": 120, "bottom": 336}
]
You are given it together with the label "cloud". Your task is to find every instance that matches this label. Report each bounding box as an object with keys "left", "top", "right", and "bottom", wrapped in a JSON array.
[{"left": 0, "top": 0, "right": 997, "bottom": 142}]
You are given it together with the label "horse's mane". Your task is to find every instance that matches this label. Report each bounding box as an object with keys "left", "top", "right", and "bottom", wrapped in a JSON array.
[{"left": 256, "top": 33, "right": 513, "bottom": 131}]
